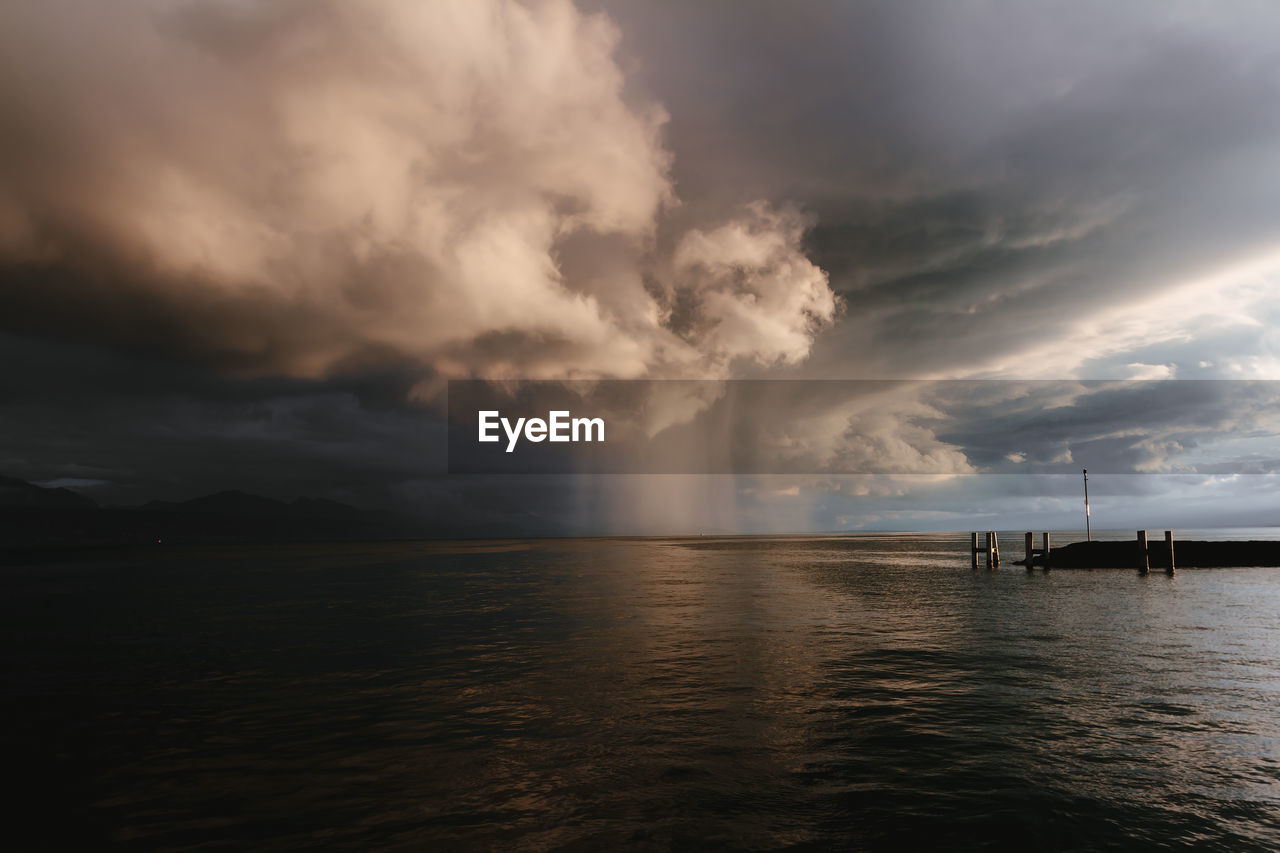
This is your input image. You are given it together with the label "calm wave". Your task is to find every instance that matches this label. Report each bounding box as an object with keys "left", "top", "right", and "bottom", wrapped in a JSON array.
[{"left": 4, "top": 534, "right": 1280, "bottom": 849}]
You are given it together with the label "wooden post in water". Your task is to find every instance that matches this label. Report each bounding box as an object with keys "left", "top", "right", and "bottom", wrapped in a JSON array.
[
  {"left": 1137, "top": 529, "right": 1149, "bottom": 574},
  {"left": 1165, "top": 530, "right": 1175, "bottom": 575},
  {"left": 1025, "top": 532, "right": 1034, "bottom": 570},
  {"left": 985, "top": 531, "right": 993, "bottom": 568},
  {"left": 1083, "top": 468, "right": 1092, "bottom": 542},
  {"left": 1042, "top": 532, "right": 1051, "bottom": 569},
  {"left": 992, "top": 531, "right": 1001, "bottom": 568},
  {"left": 971, "top": 532, "right": 979, "bottom": 569}
]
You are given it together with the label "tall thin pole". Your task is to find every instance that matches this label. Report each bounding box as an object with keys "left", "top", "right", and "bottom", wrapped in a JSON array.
[{"left": 1083, "top": 467, "right": 1091, "bottom": 542}]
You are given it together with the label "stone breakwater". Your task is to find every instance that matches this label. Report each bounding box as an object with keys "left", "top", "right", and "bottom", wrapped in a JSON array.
[{"left": 1017, "top": 538, "right": 1280, "bottom": 569}]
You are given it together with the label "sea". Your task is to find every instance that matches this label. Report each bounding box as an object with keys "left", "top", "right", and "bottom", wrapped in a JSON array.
[{"left": 3, "top": 530, "right": 1279, "bottom": 850}]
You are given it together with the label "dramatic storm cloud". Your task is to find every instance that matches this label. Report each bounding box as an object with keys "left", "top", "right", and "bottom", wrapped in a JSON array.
[
  {"left": 601, "top": 0, "right": 1280, "bottom": 382},
  {"left": 0, "top": 0, "right": 835, "bottom": 382},
  {"left": 2, "top": 0, "right": 1279, "bottom": 532}
]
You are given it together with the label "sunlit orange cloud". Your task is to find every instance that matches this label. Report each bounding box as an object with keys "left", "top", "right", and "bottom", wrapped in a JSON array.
[{"left": 0, "top": 0, "right": 837, "bottom": 383}]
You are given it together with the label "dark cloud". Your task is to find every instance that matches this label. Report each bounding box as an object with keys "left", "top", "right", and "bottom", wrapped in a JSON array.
[
  {"left": 0, "top": 334, "right": 435, "bottom": 503},
  {"left": 603, "top": 0, "right": 1280, "bottom": 380}
]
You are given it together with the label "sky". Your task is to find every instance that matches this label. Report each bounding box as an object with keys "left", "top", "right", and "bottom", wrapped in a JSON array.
[{"left": 2, "top": 0, "right": 1280, "bottom": 534}]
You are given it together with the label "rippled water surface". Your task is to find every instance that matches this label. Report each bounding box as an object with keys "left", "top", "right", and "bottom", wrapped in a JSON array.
[{"left": 4, "top": 533, "right": 1280, "bottom": 850}]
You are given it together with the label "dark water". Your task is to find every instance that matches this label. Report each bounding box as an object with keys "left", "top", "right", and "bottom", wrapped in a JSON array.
[{"left": 4, "top": 533, "right": 1280, "bottom": 850}]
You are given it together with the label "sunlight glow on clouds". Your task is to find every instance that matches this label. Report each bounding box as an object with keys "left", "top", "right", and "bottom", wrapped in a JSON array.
[
  {"left": 970, "top": 246, "right": 1280, "bottom": 381},
  {"left": 0, "top": 0, "right": 836, "bottom": 382}
]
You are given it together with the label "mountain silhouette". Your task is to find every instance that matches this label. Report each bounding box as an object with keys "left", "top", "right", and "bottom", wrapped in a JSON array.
[
  {"left": 0, "top": 477, "right": 431, "bottom": 552},
  {"left": 0, "top": 475, "right": 97, "bottom": 510}
]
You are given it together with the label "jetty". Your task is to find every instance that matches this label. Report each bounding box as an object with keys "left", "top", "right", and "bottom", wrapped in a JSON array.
[{"left": 970, "top": 530, "right": 1280, "bottom": 572}]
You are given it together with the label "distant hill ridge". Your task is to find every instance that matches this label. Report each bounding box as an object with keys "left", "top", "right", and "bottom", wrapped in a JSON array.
[
  {"left": 0, "top": 477, "right": 429, "bottom": 549},
  {"left": 0, "top": 475, "right": 97, "bottom": 510}
]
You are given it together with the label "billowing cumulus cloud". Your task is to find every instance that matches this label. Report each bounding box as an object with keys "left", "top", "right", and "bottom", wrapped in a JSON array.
[
  {"left": 663, "top": 203, "right": 838, "bottom": 370},
  {"left": 0, "top": 0, "right": 835, "bottom": 381},
  {"left": 5, "top": 0, "right": 1280, "bottom": 534}
]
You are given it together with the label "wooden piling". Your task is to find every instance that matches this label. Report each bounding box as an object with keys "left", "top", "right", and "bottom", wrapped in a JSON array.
[
  {"left": 992, "top": 531, "right": 1001, "bottom": 568},
  {"left": 985, "top": 531, "right": 993, "bottom": 568},
  {"left": 971, "top": 532, "right": 979, "bottom": 568},
  {"left": 1165, "top": 530, "right": 1175, "bottom": 575},
  {"left": 1137, "top": 529, "right": 1149, "bottom": 574},
  {"left": 1042, "top": 532, "right": 1051, "bottom": 569},
  {"left": 1025, "top": 532, "right": 1034, "bottom": 570}
]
